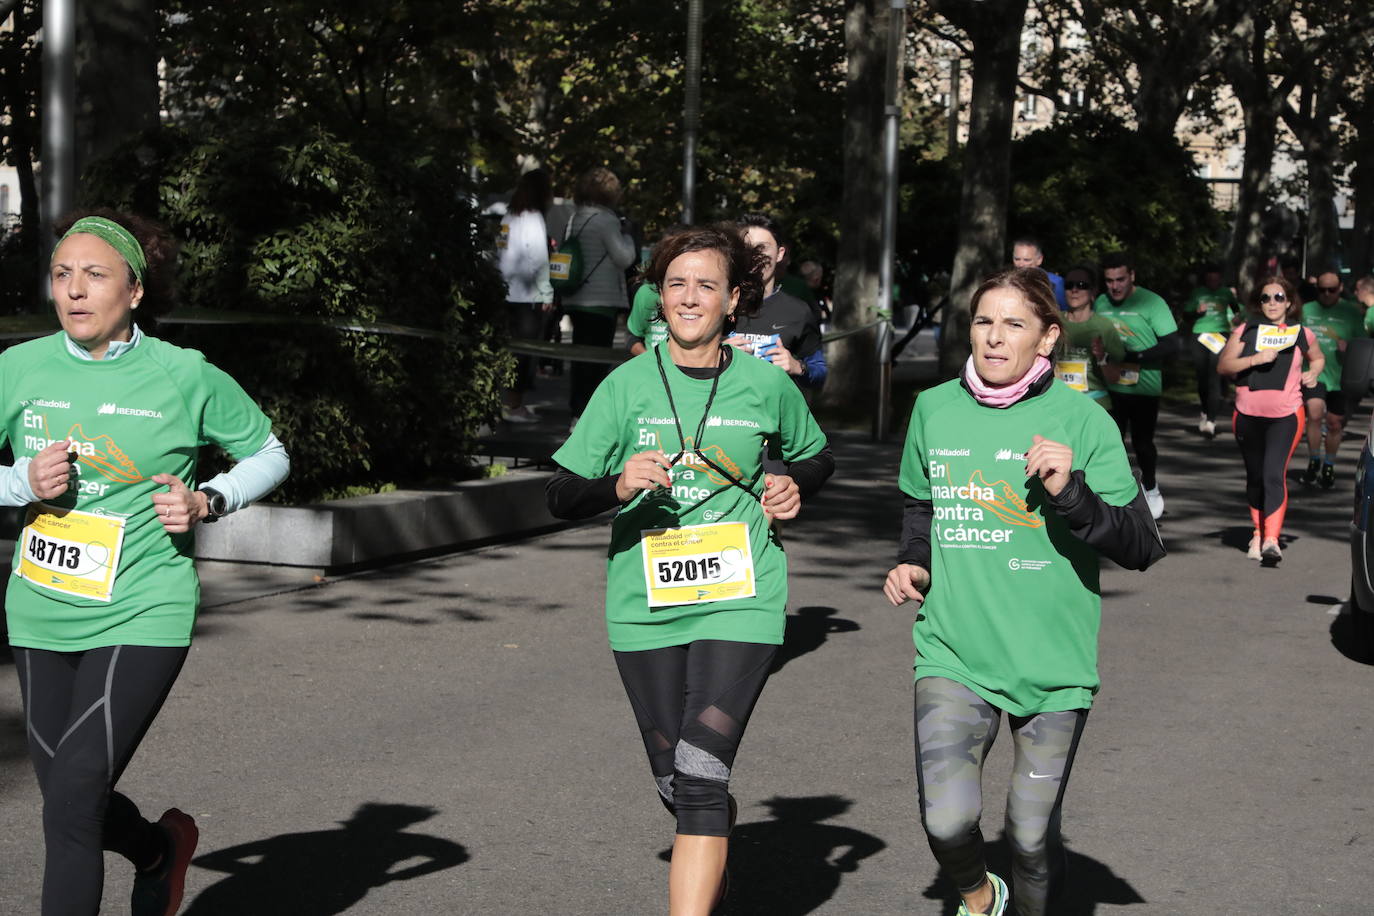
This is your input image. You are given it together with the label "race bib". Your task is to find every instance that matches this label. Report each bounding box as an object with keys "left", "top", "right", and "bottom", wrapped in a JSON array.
[
  {"left": 548, "top": 251, "right": 573, "bottom": 283},
  {"left": 1197, "top": 332, "right": 1227, "bottom": 354},
  {"left": 1256, "top": 324, "right": 1300, "bottom": 351},
  {"left": 1055, "top": 359, "right": 1089, "bottom": 392},
  {"left": 641, "top": 521, "right": 756, "bottom": 607},
  {"left": 1117, "top": 364, "right": 1140, "bottom": 386},
  {"left": 496, "top": 224, "right": 509, "bottom": 251},
  {"left": 18, "top": 504, "right": 126, "bottom": 602}
]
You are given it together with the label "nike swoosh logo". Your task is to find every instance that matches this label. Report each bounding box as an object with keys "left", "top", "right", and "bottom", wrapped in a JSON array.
[
  {"left": 1028, "top": 772, "right": 1055, "bottom": 779},
  {"left": 772, "top": 324, "right": 786, "bottom": 330}
]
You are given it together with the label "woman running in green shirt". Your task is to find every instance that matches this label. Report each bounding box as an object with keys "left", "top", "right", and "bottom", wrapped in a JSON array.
[
  {"left": 6, "top": 209, "right": 289, "bottom": 915},
  {"left": 547, "top": 224, "right": 832, "bottom": 914},
  {"left": 884, "top": 268, "right": 1162, "bottom": 916}
]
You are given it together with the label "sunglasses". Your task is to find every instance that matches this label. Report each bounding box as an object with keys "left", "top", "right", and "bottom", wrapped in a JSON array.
[
  {"left": 1258, "top": 292, "right": 1287, "bottom": 304},
  {"left": 1064, "top": 280, "right": 1093, "bottom": 291},
  {"left": 1318, "top": 285, "right": 1341, "bottom": 293}
]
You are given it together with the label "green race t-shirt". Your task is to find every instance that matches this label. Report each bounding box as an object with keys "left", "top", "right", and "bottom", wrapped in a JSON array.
[
  {"left": 898, "top": 378, "right": 1139, "bottom": 715},
  {"left": 1185, "top": 285, "right": 1240, "bottom": 335},
  {"left": 552, "top": 346, "right": 827, "bottom": 651},
  {"left": 2, "top": 333, "right": 273, "bottom": 651},
  {"left": 1093, "top": 286, "right": 1178, "bottom": 397},
  {"left": 1302, "top": 298, "right": 1366, "bottom": 390},
  {"left": 1056, "top": 315, "right": 1124, "bottom": 406},
  {"left": 627, "top": 283, "right": 669, "bottom": 350}
]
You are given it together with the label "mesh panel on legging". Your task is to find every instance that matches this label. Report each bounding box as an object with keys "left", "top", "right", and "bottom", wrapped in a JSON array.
[
  {"left": 15, "top": 645, "right": 188, "bottom": 915},
  {"left": 915, "top": 676, "right": 1088, "bottom": 916},
  {"left": 614, "top": 639, "right": 777, "bottom": 836}
]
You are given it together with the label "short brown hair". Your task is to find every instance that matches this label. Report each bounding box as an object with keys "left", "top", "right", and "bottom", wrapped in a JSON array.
[
  {"left": 573, "top": 167, "right": 622, "bottom": 208},
  {"left": 1251, "top": 275, "right": 1302, "bottom": 323},
  {"left": 645, "top": 225, "right": 767, "bottom": 327},
  {"left": 970, "top": 267, "right": 1065, "bottom": 339}
]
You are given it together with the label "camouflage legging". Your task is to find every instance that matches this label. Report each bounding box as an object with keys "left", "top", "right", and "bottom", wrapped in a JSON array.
[{"left": 914, "top": 676, "right": 1087, "bottom": 916}]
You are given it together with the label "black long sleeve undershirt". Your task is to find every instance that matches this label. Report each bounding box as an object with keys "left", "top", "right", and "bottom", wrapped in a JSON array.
[
  {"left": 1125, "top": 330, "right": 1180, "bottom": 365},
  {"left": 545, "top": 445, "right": 836, "bottom": 521},
  {"left": 897, "top": 472, "right": 1164, "bottom": 573}
]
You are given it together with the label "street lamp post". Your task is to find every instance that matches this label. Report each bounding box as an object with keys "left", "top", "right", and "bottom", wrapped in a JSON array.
[
  {"left": 682, "top": 0, "right": 703, "bottom": 224},
  {"left": 41, "top": 0, "right": 76, "bottom": 295},
  {"left": 875, "top": 0, "right": 906, "bottom": 440}
]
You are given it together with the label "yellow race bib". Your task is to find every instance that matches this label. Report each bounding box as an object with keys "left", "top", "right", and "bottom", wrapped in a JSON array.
[
  {"left": 1117, "top": 364, "right": 1140, "bottom": 386},
  {"left": 641, "top": 522, "right": 756, "bottom": 607},
  {"left": 1055, "top": 359, "right": 1089, "bottom": 392},
  {"left": 548, "top": 251, "right": 573, "bottom": 283},
  {"left": 1256, "top": 324, "right": 1300, "bottom": 351},
  {"left": 1197, "top": 332, "right": 1227, "bottom": 354},
  {"left": 18, "top": 504, "right": 126, "bottom": 602}
]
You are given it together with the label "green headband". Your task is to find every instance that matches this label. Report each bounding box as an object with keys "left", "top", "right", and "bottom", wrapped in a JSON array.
[{"left": 57, "top": 216, "right": 147, "bottom": 284}]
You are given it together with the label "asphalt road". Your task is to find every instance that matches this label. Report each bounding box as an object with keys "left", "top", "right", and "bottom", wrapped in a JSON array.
[{"left": 2, "top": 405, "right": 1372, "bottom": 915}]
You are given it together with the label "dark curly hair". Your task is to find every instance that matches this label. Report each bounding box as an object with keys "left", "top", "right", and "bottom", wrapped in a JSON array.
[
  {"left": 644, "top": 224, "right": 767, "bottom": 332},
  {"left": 53, "top": 208, "right": 178, "bottom": 319}
]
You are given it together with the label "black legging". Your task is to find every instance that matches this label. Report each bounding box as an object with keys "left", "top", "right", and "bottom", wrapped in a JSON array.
[
  {"left": 1191, "top": 335, "right": 1226, "bottom": 420},
  {"left": 14, "top": 644, "right": 188, "bottom": 914},
  {"left": 613, "top": 639, "right": 777, "bottom": 836},
  {"left": 568, "top": 309, "right": 618, "bottom": 419},
  {"left": 1233, "top": 409, "right": 1305, "bottom": 541},
  {"left": 1109, "top": 392, "right": 1160, "bottom": 489}
]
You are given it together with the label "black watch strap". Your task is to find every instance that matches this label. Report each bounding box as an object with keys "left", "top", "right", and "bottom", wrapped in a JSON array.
[{"left": 199, "top": 487, "right": 227, "bottom": 523}]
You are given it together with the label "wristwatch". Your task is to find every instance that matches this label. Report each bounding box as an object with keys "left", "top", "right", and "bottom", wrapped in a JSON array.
[{"left": 199, "top": 487, "right": 227, "bottom": 523}]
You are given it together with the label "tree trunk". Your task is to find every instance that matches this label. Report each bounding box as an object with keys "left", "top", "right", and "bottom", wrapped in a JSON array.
[
  {"left": 935, "top": 0, "right": 1028, "bottom": 379},
  {"left": 1303, "top": 137, "right": 1340, "bottom": 273},
  {"left": 1351, "top": 152, "right": 1374, "bottom": 279},
  {"left": 74, "top": 0, "right": 159, "bottom": 179},
  {"left": 1224, "top": 104, "right": 1276, "bottom": 300},
  {"left": 818, "top": 0, "right": 887, "bottom": 413}
]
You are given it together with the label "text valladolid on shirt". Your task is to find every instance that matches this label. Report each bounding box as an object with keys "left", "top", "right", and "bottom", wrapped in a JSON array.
[
  {"left": 2, "top": 333, "right": 273, "bottom": 651},
  {"left": 899, "top": 378, "right": 1139, "bottom": 715},
  {"left": 1093, "top": 287, "right": 1178, "bottom": 397},
  {"left": 553, "top": 346, "right": 827, "bottom": 651}
]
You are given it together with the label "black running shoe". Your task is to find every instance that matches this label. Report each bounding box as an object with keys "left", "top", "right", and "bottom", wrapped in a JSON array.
[
  {"left": 131, "top": 808, "right": 198, "bottom": 916},
  {"left": 1300, "top": 458, "right": 1321, "bottom": 485},
  {"left": 1320, "top": 463, "right": 1336, "bottom": 489}
]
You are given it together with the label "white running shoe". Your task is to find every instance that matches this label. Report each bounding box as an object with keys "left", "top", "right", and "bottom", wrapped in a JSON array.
[
  {"left": 1198, "top": 412, "right": 1209, "bottom": 433},
  {"left": 503, "top": 406, "right": 538, "bottom": 424},
  {"left": 1144, "top": 486, "right": 1164, "bottom": 520},
  {"left": 1247, "top": 535, "right": 1262, "bottom": 560},
  {"left": 1202, "top": 418, "right": 1216, "bottom": 438}
]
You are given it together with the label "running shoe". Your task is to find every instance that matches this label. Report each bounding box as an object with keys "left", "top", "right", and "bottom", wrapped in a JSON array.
[
  {"left": 1202, "top": 419, "right": 1216, "bottom": 439},
  {"left": 1261, "top": 539, "right": 1282, "bottom": 562},
  {"left": 1247, "top": 535, "right": 1262, "bottom": 560},
  {"left": 1301, "top": 458, "right": 1321, "bottom": 485},
  {"left": 1320, "top": 463, "right": 1336, "bottom": 489},
  {"left": 131, "top": 808, "right": 199, "bottom": 916},
  {"left": 1144, "top": 486, "right": 1164, "bottom": 520},
  {"left": 956, "top": 872, "right": 1009, "bottom": 916},
  {"left": 502, "top": 406, "right": 538, "bottom": 424},
  {"left": 1197, "top": 412, "right": 1209, "bottom": 434}
]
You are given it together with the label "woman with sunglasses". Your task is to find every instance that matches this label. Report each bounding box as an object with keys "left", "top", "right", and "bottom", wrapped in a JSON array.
[
  {"left": 546, "top": 224, "right": 832, "bottom": 914},
  {"left": 885, "top": 268, "right": 1162, "bottom": 916},
  {"left": 1217, "top": 276, "right": 1323, "bottom": 562},
  {"left": 1055, "top": 264, "right": 1123, "bottom": 409}
]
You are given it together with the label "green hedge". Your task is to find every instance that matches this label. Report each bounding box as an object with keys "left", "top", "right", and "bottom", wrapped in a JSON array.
[{"left": 81, "top": 119, "right": 512, "bottom": 503}]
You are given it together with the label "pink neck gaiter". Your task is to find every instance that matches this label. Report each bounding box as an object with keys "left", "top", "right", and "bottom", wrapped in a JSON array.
[{"left": 962, "top": 354, "right": 1052, "bottom": 408}]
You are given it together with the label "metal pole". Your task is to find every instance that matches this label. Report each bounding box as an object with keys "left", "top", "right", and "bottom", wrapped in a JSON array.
[
  {"left": 41, "top": 0, "right": 76, "bottom": 297},
  {"left": 875, "top": 0, "right": 905, "bottom": 440},
  {"left": 947, "top": 57, "right": 960, "bottom": 155},
  {"left": 682, "top": 0, "right": 703, "bottom": 224}
]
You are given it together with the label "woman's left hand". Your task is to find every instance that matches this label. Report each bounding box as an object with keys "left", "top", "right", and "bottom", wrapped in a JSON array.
[
  {"left": 1025, "top": 434, "right": 1074, "bottom": 498},
  {"left": 151, "top": 473, "right": 208, "bottom": 534},
  {"left": 761, "top": 473, "right": 800, "bottom": 521},
  {"left": 1301, "top": 368, "right": 1320, "bottom": 388}
]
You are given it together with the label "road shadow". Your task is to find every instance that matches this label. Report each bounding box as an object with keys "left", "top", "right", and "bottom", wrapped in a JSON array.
[
  {"left": 1330, "top": 605, "right": 1374, "bottom": 664},
  {"left": 770, "top": 607, "right": 859, "bottom": 674},
  {"left": 659, "top": 794, "right": 885, "bottom": 915},
  {"left": 920, "top": 832, "right": 1144, "bottom": 915},
  {"left": 184, "top": 802, "right": 468, "bottom": 915}
]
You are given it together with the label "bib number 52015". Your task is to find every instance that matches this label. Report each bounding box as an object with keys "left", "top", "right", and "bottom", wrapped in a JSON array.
[{"left": 656, "top": 556, "right": 721, "bottom": 584}]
